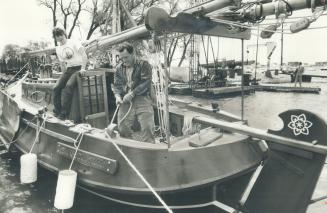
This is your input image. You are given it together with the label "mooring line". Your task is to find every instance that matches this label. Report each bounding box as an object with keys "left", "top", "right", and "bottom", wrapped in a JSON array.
[
  {"left": 69, "top": 132, "right": 84, "bottom": 170},
  {"left": 29, "top": 115, "right": 47, "bottom": 153},
  {"left": 104, "top": 132, "right": 173, "bottom": 213},
  {"left": 69, "top": 124, "right": 93, "bottom": 170}
]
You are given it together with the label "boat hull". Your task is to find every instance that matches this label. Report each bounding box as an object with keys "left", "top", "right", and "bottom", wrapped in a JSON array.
[
  {"left": 0, "top": 89, "right": 264, "bottom": 210},
  {"left": 12, "top": 110, "right": 263, "bottom": 209}
]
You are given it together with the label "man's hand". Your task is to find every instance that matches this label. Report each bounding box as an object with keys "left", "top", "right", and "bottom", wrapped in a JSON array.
[
  {"left": 79, "top": 69, "right": 86, "bottom": 76},
  {"left": 115, "top": 95, "right": 123, "bottom": 105},
  {"left": 123, "top": 92, "right": 134, "bottom": 103}
]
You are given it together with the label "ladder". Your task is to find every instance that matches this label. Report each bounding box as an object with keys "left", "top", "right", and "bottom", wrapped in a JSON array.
[{"left": 189, "top": 34, "right": 200, "bottom": 89}]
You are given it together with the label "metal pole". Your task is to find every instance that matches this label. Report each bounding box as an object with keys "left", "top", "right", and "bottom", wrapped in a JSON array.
[
  {"left": 207, "top": 35, "right": 210, "bottom": 66},
  {"left": 241, "top": 39, "right": 244, "bottom": 121},
  {"left": 209, "top": 36, "right": 217, "bottom": 67},
  {"left": 163, "top": 33, "right": 171, "bottom": 147},
  {"left": 217, "top": 37, "right": 219, "bottom": 63},
  {"left": 254, "top": 25, "right": 260, "bottom": 84},
  {"left": 280, "top": 23, "right": 284, "bottom": 72},
  {"left": 201, "top": 35, "right": 209, "bottom": 75},
  {"left": 194, "top": 116, "right": 327, "bottom": 155}
]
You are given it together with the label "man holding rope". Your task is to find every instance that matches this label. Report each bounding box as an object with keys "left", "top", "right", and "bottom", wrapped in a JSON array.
[{"left": 112, "top": 42, "right": 155, "bottom": 143}]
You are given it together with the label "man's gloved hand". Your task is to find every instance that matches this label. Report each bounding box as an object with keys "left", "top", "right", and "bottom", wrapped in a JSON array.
[
  {"left": 123, "top": 91, "right": 135, "bottom": 103},
  {"left": 115, "top": 95, "right": 123, "bottom": 105}
]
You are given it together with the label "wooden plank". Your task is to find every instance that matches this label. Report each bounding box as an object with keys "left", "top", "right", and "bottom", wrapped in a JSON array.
[
  {"left": 87, "top": 76, "right": 93, "bottom": 114},
  {"left": 80, "top": 69, "right": 114, "bottom": 76},
  {"left": 77, "top": 72, "right": 85, "bottom": 121},
  {"left": 85, "top": 112, "right": 106, "bottom": 120},
  {"left": 102, "top": 73, "right": 110, "bottom": 124},
  {"left": 94, "top": 76, "right": 100, "bottom": 112}
]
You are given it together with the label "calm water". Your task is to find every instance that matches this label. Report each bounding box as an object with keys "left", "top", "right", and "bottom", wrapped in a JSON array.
[{"left": 1, "top": 79, "right": 327, "bottom": 213}]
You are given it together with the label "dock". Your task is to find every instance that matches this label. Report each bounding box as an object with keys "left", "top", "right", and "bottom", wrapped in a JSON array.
[
  {"left": 192, "top": 86, "right": 255, "bottom": 98},
  {"left": 283, "top": 71, "right": 327, "bottom": 82},
  {"left": 170, "top": 84, "right": 321, "bottom": 97},
  {"left": 254, "top": 85, "right": 321, "bottom": 94}
]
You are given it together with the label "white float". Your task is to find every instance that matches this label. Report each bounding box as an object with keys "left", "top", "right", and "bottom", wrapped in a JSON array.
[
  {"left": 20, "top": 153, "right": 37, "bottom": 184},
  {"left": 54, "top": 169, "right": 77, "bottom": 210}
]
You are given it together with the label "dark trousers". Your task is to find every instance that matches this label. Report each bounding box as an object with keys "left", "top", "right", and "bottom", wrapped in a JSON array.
[
  {"left": 118, "top": 96, "right": 155, "bottom": 143},
  {"left": 53, "top": 66, "right": 81, "bottom": 116}
]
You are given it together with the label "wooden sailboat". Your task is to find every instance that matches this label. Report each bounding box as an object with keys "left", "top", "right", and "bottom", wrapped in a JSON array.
[{"left": 0, "top": 0, "right": 327, "bottom": 212}]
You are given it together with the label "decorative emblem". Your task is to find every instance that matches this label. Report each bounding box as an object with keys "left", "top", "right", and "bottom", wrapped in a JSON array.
[
  {"left": 62, "top": 47, "right": 74, "bottom": 59},
  {"left": 288, "top": 114, "right": 313, "bottom": 136}
]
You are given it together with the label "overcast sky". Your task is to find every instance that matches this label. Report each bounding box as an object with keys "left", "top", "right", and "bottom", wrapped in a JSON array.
[
  {"left": 1, "top": 0, "right": 327, "bottom": 64},
  {"left": 0, "top": 0, "right": 52, "bottom": 50}
]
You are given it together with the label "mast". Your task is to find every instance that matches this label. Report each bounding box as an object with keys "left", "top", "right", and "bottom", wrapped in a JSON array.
[{"left": 241, "top": 39, "right": 244, "bottom": 121}]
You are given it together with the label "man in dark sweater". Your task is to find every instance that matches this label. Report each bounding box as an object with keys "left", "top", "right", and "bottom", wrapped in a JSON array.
[{"left": 112, "top": 42, "right": 155, "bottom": 143}]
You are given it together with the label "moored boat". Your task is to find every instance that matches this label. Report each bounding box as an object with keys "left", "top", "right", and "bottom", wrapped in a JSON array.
[{"left": 1, "top": 0, "right": 327, "bottom": 212}]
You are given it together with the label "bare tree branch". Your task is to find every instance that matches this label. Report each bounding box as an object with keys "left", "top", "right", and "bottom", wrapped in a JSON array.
[
  {"left": 58, "top": 0, "right": 73, "bottom": 30},
  {"left": 68, "top": 0, "right": 86, "bottom": 38},
  {"left": 38, "top": 0, "right": 58, "bottom": 44},
  {"left": 85, "top": 0, "right": 111, "bottom": 39}
]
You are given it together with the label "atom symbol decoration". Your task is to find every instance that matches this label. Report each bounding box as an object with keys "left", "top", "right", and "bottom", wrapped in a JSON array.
[{"left": 288, "top": 114, "right": 313, "bottom": 136}]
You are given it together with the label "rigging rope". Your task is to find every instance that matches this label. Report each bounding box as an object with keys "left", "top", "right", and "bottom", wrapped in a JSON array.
[
  {"left": 209, "top": 17, "right": 293, "bottom": 35},
  {"left": 4, "top": 63, "right": 29, "bottom": 87},
  {"left": 29, "top": 115, "right": 47, "bottom": 153},
  {"left": 69, "top": 124, "right": 92, "bottom": 170},
  {"left": 148, "top": 46, "right": 169, "bottom": 140}
]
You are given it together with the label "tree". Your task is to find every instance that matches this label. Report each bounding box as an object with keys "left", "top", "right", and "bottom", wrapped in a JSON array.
[
  {"left": 38, "top": 0, "right": 87, "bottom": 43},
  {"left": 1, "top": 44, "right": 22, "bottom": 72},
  {"left": 26, "top": 40, "right": 51, "bottom": 51},
  {"left": 58, "top": 0, "right": 87, "bottom": 38},
  {"left": 38, "top": 0, "right": 58, "bottom": 28},
  {"left": 2, "top": 44, "right": 21, "bottom": 60},
  {"left": 85, "top": 0, "right": 111, "bottom": 39},
  {"left": 38, "top": 0, "right": 58, "bottom": 44}
]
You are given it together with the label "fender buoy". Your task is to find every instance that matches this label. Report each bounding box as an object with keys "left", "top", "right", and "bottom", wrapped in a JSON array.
[
  {"left": 20, "top": 153, "right": 37, "bottom": 184},
  {"left": 54, "top": 169, "right": 77, "bottom": 210}
]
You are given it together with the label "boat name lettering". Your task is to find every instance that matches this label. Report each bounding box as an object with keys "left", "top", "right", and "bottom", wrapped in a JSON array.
[{"left": 57, "top": 143, "right": 118, "bottom": 174}]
